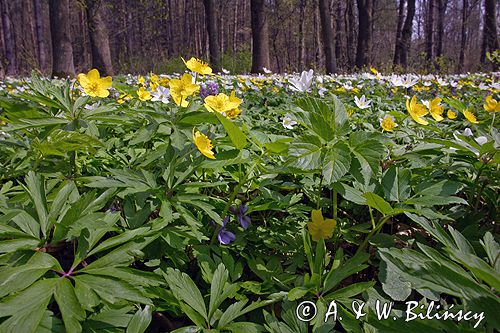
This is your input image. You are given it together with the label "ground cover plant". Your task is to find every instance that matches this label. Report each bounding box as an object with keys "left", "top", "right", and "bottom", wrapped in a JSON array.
[{"left": 0, "top": 59, "right": 499, "bottom": 333}]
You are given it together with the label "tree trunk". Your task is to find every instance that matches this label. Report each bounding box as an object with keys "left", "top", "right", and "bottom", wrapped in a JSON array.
[
  {"left": 86, "top": 0, "right": 113, "bottom": 75},
  {"left": 393, "top": 0, "right": 405, "bottom": 66},
  {"left": 203, "top": 0, "right": 220, "bottom": 71},
  {"left": 1, "top": 1, "right": 16, "bottom": 75},
  {"left": 34, "top": 0, "right": 48, "bottom": 73},
  {"left": 481, "top": 0, "right": 499, "bottom": 68},
  {"left": 49, "top": 0, "right": 75, "bottom": 77},
  {"left": 435, "top": 0, "right": 447, "bottom": 58},
  {"left": 425, "top": 0, "right": 434, "bottom": 61},
  {"left": 335, "top": 0, "right": 343, "bottom": 66},
  {"left": 399, "top": 0, "right": 416, "bottom": 69},
  {"left": 345, "top": 0, "right": 355, "bottom": 68},
  {"left": 458, "top": 0, "right": 467, "bottom": 72},
  {"left": 355, "top": 0, "right": 372, "bottom": 68},
  {"left": 318, "top": 0, "right": 336, "bottom": 73},
  {"left": 298, "top": 0, "right": 306, "bottom": 70},
  {"left": 250, "top": 0, "right": 270, "bottom": 73}
]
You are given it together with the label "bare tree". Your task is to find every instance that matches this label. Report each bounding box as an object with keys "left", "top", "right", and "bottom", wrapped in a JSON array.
[
  {"left": 355, "top": 0, "right": 373, "bottom": 68},
  {"left": 481, "top": 0, "right": 499, "bottom": 68},
  {"left": 425, "top": 0, "right": 434, "bottom": 61},
  {"left": 399, "top": 0, "right": 416, "bottom": 68},
  {"left": 393, "top": 0, "right": 405, "bottom": 66},
  {"left": 1, "top": 1, "right": 16, "bottom": 75},
  {"left": 203, "top": 0, "right": 220, "bottom": 71},
  {"left": 458, "top": 0, "right": 467, "bottom": 71},
  {"left": 435, "top": 0, "right": 448, "bottom": 58},
  {"left": 49, "top": 0, "right": 75, "bottom": 77},
  {"left": 86, "top": 0, "right": 113, "bottom": 75},
  {"left": 250, "top": 0, "right": 270, "bottom": 73},
  {"left": 318, "top": 0, "right": 336, "bottom": 73}
]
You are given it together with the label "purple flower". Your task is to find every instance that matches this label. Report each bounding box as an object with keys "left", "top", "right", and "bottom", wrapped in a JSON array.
[
  {"left": 229, "top": 204, "right": 251, "bottom": 230},
  {"left": 217, "top": 216, "right": 236, "bottom": 245},
  {"left": 200, "top": 81, "right": 219, "bottom": 99}
]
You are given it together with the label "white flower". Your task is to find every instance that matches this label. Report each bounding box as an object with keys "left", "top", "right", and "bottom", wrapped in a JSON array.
[
  {"left": 354, "top": 95, "right": 372, "bottom": 109},
  {"left": 282, "top": 114, "right": 297, "bottom": 129},
  {"left": 489, "top": 82, "right": 500, "bottom": 90},
  {"left": 478, "top": 83, "right": 489, "bottom": 90},
  {"left": 423, "top": 81, "right": 432, "bottom": 87},
  {"left": 401, "top": 76, "right": 419, "bottom": 88},
  {"left": 0, "top": 131, "right": 10, "bottom": 140},
  {"left": 84, "top": 102, "right": 99, "bottom": 110},
  {"left": 318, "top": 87, "right": 327, "bottom": 97},
  {"left": 436, "top": 78, "right": 449, "bottom": 86},
  {"left": 463, "top": 128, "right": 473, "bottom": 137},
  {"left": 475, "top": 136, "right": 488, "bottom": 145},
  {"left": 289, "top": 69, "right": 314, "bottom": 92},
  {"left": 151, "top": 86, "right": 170, "bottom": 104},
  {"left": 222, "top": 68, "right": 230, "bottom": 74},
  {"left": 263, "top": 67, "right": 272, "bottom": 74}
]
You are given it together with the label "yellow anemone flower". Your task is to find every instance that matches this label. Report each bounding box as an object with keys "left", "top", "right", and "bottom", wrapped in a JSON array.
[
  {"left": 117, "top": 93, "right": 132, "bottom": 104},
  {"left": 484, "top": 95, "right": 500, "bottom": 112},
  {"left": 77, "top": 69, "right": 112, "bottom": 98},
  {"left": 307, "top": 210, "right": 336, "bottom": 242},
  {"left": 447, "top": 110, "right": 457, "bottom": 119},
  {"left": 463, "top": 110, "right": 479, "bottom": 124},
  {"left": 406, "top": 95, "right": 429, "bottom": 125},
  {"left": 225, "top": 108, "right": 242, "bottom": 119},
  {"left": 380, "top": 116, "right": 397, "bottom": 132},
  {"left": 428, "top": 97, "right": 444, "bottom": 121},
  {"left": 137, "top": 87, "right": 152, "bottom": 101},
  {"left": 138, "top": 75, "right": 146, "bottom": 86},
  {"left": 182, "top": 57, "right": 212, "bottom": 76},
  {"left": 169, "top": 73, "right": 200, "bottom": 107},
  {"left": 204, "top": 91, "right": 241, "bottom": 114},
  {"left": 193, "top": 128, "right": 215, "bottom": 159}
]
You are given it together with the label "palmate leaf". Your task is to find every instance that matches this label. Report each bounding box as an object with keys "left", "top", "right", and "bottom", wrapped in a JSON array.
[
  {"left": 31, "top": 129, "right": 103, "bottom": 158},
  {"left": 293, "top": 96, "right": 349, "bottom": 141},
  {"left": 322, "top": 142, "right": 351, "bottom": 185},
  {"left": 382, "top": 166, "right": 411, "bottom": 202}
]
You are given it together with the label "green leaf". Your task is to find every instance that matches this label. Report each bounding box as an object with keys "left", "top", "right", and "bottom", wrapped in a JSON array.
[
  {"left": 322, "top": 142, "right": 351, "bottom": 184},
  {"left": 73, "top": 275, "right": 151, "bottom": 305},
  {"left": 379, "top": 260, "right": 412, "bottom": 301},
  {"left": 54, "top": 278, "right": 85, "bottom": 333},
  {"left": 23, "top": 172, "right": 48, "bottom": 237},
  {"left": 323, "top": 252, "right": 369, "bottom": 293},
  {"left": 288, "top": 141, "right": 322, "bottom": 171},
  {"left": 214, "top": 112, "right": 247, "bottom": 149},
  {"left": 126, "top": 306, "right": 152, "bottom": 333},
  {"left": 0, "top": 278, "right": 58, "bottom": 333},
  {"left": 363, "top": 192, "right": 393, "bottom": 215},
  {"left": 405, "top": 195, "right": 468, "bottom": 206},
  {"left": 382, "top": 166, "right": 411, "bottom": 202},
  {"left": 209, "top": 263, "right": 229, "bottom": 320},
  {"left": 163, "top": 267, "right": 208, "bottom": 321},
  {"left": 294, "top": 96, "right": 349, "bottom": 140}
]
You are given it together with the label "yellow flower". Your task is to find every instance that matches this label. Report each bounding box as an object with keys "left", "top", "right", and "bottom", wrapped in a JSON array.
[
  {"left": 182, "top": 57, "right": 212, "bottom": 76},
  {"left": 406, "top": 95, "right": 429, "bottom": 125},
  {"left": 193, "top": 128, "right": 215, "bottom": 159},
  {"left": 225, "top": 108, "right": 242, "bottom": 119},
  {"left": 428, "top": 97, "right": 444, "bottom": 121},
  {"left": 117, "top": 92, "right": 132, "bottom": 104},
  {"left": 77, "top": 69, "right": 112, "bottom": 98},
  {"left": 159, "top": 77, "right": 170, "bottom": 87},
  {"left": 447, "top": 110, "right": 457, "bottom": 119},
  {"left": 307, "top": 210, "right": 336, "bottom": 242},
  {"left": 484, "top": 95, "right": 500, "bottom": 112},
  {"left": 137, "top": 87, "right": 152, "bottom": 101},
  {"left": 204, "top": 91, "right": 241, "bottom": 115},
  {"left": 370, "top": 66, "right": 379, "bottom": 75},
  {"left": 169, "top": 73, "right": 200, "bottom": 107},
  {"left": 463, "top": 110, "right": 479, "bottom": 124},
  {"left": 380, "top": 116, "right": 397, "bottom": 132},
  {"left": 138, "top": 75, "right": 146, "bottom": 86},
  {"left": 150, "top": 73, "right": 159, "bottom": 92}
]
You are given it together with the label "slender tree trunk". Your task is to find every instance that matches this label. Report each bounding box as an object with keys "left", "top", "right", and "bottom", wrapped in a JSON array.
[
  {"left": 203, "top": 0, "right": 220, "bottom": 71},
  {"left": 298, "top": 0, "right": 306, "bottom": 70},
  {"left": 86, "top": 0, "right": 113, "bottom": 75},
  {"left": 335, "top": 0, "right": 343, "bottom": 66},
  {"left": 34, "top": 0, "right": 48, "bottom": 73},
  {"left": 458, "top": 0, "right": 467, "bottom": 72},
  {"left": 319, "top": 0, "right": 337, "bottom": 73},
  {"left": 250, "top": 0, "right": 270, "bottom": 73},
  {"left": 425, "top": 0, "right": 434, "bottom": 61},
  {"left": 399, "top": 0, "right": 416, "bottom": 68},
  {"left": 345, "top": 0, "right": 355, "bottom": 68},
  {"left": 393, "top": 0, "right": 405, "bottom": 66},
  {"left": 435, "top": 0, "right": 447, "bottom": 58},
  {"left": 49, "top": 0, "right": 75, "bottom": 77},
  {"left": 355, "top": 0, "right": 372, "bottom": 68},
  {"left": 481, "top": 0, "right": 499, "bottom": 68},
  {"left": 1, "top": 1, "right": 16, "bottom": 75}
]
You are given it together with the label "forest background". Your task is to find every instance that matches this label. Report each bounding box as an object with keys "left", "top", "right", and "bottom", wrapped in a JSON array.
[{"left": 0, "top": 0, "right": 498, "bottom": 77}]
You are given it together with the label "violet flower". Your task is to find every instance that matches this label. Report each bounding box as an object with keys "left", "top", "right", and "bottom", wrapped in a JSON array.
[
  {"left": 200, "top": 81, "right": 219, "bottom": 99},
  {"left": 217, "top": 216, "right": 236, "bottom": 245},
  {"left": 230, "top": 204, "right": 251, "bottom": 230}
]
